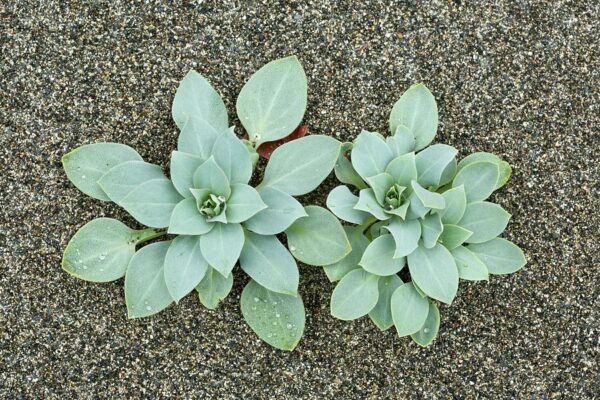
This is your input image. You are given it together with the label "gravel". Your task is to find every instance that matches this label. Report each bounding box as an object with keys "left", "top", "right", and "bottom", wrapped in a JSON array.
[{"left": 1, "top": 0, "right": 599, "bottom": 398}]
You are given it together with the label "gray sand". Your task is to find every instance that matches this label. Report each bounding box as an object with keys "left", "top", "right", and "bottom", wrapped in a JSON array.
[{"left": 1, "top": 1, "right": 598, "bottom": 398}]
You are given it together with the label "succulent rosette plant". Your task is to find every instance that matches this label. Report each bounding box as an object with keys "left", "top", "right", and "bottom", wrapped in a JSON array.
[
  {"left": 62, "top": 56, "right": 350, "bottom": 350},
  {"left": 326, "top": 84, "right": 526, "bottom": 346}
]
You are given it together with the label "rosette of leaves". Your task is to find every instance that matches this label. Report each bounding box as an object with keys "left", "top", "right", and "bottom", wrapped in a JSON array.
[
  {"left": 62, "top": 56, "right": 350, "bottom": 351},
  {"left": 325, "top": 83, "right": 525, "bottom": 346}
]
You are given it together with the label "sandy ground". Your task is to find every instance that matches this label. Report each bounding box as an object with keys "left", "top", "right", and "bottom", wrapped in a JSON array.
[{"left": 1, "top": 1, "right": 599, "bottom": 398}]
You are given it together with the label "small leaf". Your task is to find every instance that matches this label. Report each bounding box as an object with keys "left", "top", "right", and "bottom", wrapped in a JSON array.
[
  {"left": 405, "top": 190, "right": 430, "bottom": 220},
  {"left": 334, "top": 144, "right": 368, "bottom": 189},
  {"left": 200, "top": 222, "right": 244, "bottom": 277},
  {"left": 415, "top": 144, "right": 458, "bottom": 188},
  {"left": 384, "top": 218, "right": 421, "bottom": 258},
  {"left": 323, "top": 227, "right": 370, "bottom": 282},
  {"left": 98, "top": 161, "right": 165, "bottom": 203},
  {"left": 408, "top": 243, "right": 458, "bottom": 304},
  {"left": 420, "top": 213, "right": 443, "bottom": 249},
  {"left": 62, "top": 218, "right": 136, "bottom": 282},
  {"left": 256, "top": 124, "right": 308, "bottom": 159},
  {"left": 386, "top": 125, "right": 415, "bottom": 156},
  {"left": 391, "top": 282, "right": 430, "bottom": 336},
  {"left": 330, "top": 269, "right": 380, "bottom": 320},
  {"left": 450, "top": 245, "right": 489, "bottom": 281},
  {"left": 164, "top": 235, "right": 208, "bottom": 302},
  {"left": 241, "top": 280, "right": 305, "bottom": 351},
  {"left": 119, "top": 178, "right": 183, "bottom": 228},
  {"left": 286, "top": 206, "right": 351, "bottom": 266},
  {"left": 193, "top": 156, "right": 231, "bottom": 198},
  {"left": 172, "top": 70, "right": 228, "bottom": 157},
  {"left": 327, "top": 185, "right": 370, "bottom": 224},
  {"left": 369, "top": 275, "right": 403, "bottom": 331},
  {"left": 468, "top": 238, "right": 526, "bottom": 275},
  {"left": 168, "top": 198, "right": 214, "bottom": 235},
  {"left": 452, "top": 161, "right": 499, "bottom": 202},
  {"left": 225, "top": 184, "right": 267, "bottom": 223},
  {"left": 459, "top": 201, "right": 511, "bottom": 243},
  {"left": 389, "top": 83, "right": 438, "bottom": 150},
  {"left": 385, "top": 201, "right": 410, "bottom": 219},
  {"left": 411, "top": 180, "right": 445, "bottom": 209},
  {"left": 196, "top": 267, "right": 233, "bottom": 309},
  {"left": 240, "top": 231, "right": 299, "bottom": 295},
  {"left": 359, "top": 234, "right": 405, "bottom": 276},
  {"left": 386, "top": 152, "right": 417, "bottom": 187},
  {"left": 62, "top": 143, "right": 142, "bottom": 201},
  {"left": 438, "top": 185, "right": 467, "bottom": 224},
  {"left": 410, "top": 303, "right": 440, "bottom": 346},
  {"left": 354, "top": 188, "right": 390, "bottom": 220},
  {"left": 351, "top": 131, "right": 394, "bottom": 180},
  {"left": 212, "top": 128, "right": 253, "bottom": 184},
  {"left": 260, "top": 135, "right": 341, "bottom": 196},
  {"left": 440, "top": 224, "right": 473, "bottom": 250},
  {"left": 125, "top": 241, "right": 173, "bottom": 318},
  {"left": 243, "top": 187, "right": 307, "bottom": 235},
  {"left": 458, "top": 152, "right": 512, "bottom": 190},
  {"left": 237, "top": 56, "right": 307, "bottom": 144},
  {"left": 170, "top": 151, "right": 204, "bottom": 198},
  {"left": 366, "top": 172, "right": 394, "bottom": 206}
]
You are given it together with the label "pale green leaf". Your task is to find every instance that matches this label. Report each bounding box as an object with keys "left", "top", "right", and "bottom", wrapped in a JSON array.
[
  {"left": 440, "top": 224, "right": 473, "bottom": 250},
  {"left": 323, "top": 227, "right": 370, "bottom": 282},
  {"left": 459, "top": 201, "right": 511, "bottom": 243},
  {"left": 439, "top": 158, "right": 457, "bottom": 187},
  {"left": 164, "top": 235, "right": 208, "bottom": 302},
  {"left": 420, "top": 213, "right": 443, "bottom": 248},
  {"left": 260, "top": 135, "right": 341, "bottom": 196},
  {"left": 200, "top": 222, "right": 244, "bottom": 277},
  {"left": 384, "top": 218, "right": 421, "bottom": 258},
  {"left": 354, "top": 188, "right": 390, "bottom": 220},
  {"left": 125, "top": 241, "right": 173, "bottom": 318},
  {"left": 62, "top": 143, "right": 142, "bottom": 201},
  {"left": 119, "top": 178, "right": 183, "bottom": 228},
  {"left": 391, "top": 282, "right": 430, "bottom": 337},
  {"left": 243, "top": 187, "right": 307, "bottom": 235},
  {"left": 405, "top": 190, "right": 430, "bottom": 220},
  {"left": 236, "top": 56, "right": 307, "bottom": 144},
  {"left": 411, "top": 180, "right": 445, "bottom": 209},
  {"left": 196, "top": 267, "right": 233, "bottom": 309},
  {"left": 168, "top": 198, "right": 214, "bottom": 235},
  {"left": 384, "top": 201, "right": 410, "bottom": 219},
  {"left": 359, "top": 234, "right": 405, "bottom": 276},
  {"left": 334, "top": 147, "right": 368, "bottom": 190},
  {"left": 225, "top": 184, "right": 267, "bottom": 224},
  {"left": 212, "top": 128, "right": 253, "bottom": 184},
  {"left": 286, "top": 206, "right": 351, "bottom": 266},
  {"left": 453, "top": 161, "right": 499, "bottom": 202},
  {"left": 438, "top": 185, "right": 467, "bottom": 224},
  {"left": 458, "top": 152, "right": 512, "bottom": 190},
  {"left": 192, "top": 156, "right": 231, "bottom": 198},
  {"left": 241, "top": 280, "right": 305, "bottom": 351},
  {"left": 468, "top": 238, "right": 526, "bottom": 275},
  {"left": 366, "top": 172, "right": 394, "bottom": 206},
  {"left": 170, "top": 151, "right": 204, "bottom": 197},
  {"left": 386, "top": 125, "right": 415, "bottom": 156},
  {"left": 411, "top": 303, "right": 440, "bottom": 346},
  {"left": 389, "top": 83, "right": 438, "bottom": 150},
  {"left": 450, "top": 245, "right": 489, "bottom": 281},
  {"left": 369, "top": 275, "right": 403, "bottom": 331},
  {"left": 408, "top": 243, "right": 458, "bottom": 304},
  {"left": 326, "top": 185, "right": 370, "bottom": 224},
  {"left": 240, "top": 231, "right": 299, "bottom": 295},
  {"left": 415, "top": 144, "right": 458, "bottom": 188},
  {"left": 98, "top": 161, "right": 165, "bottom": 203},
  {"left": 386, "top": 152, "right": 417, "bottom": 187},
  {"left": 330, "top": 269, "right": 380, "bottom": 320},
  {"left": 351, "top": 130, "right": 393, "bottom": 180}
]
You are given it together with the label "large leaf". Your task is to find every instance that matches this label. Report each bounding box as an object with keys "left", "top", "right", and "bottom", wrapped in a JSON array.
[
  {"left": 440, "top": 224, "right": 473, "bottom": 250},
  {"left": 199, "top": 222, "right": 244, "bottom": 277},
  {"left": 192, "top": 156, "right": 231, "bottom": 198},
  {"left": 196, "top": 267, "right": 233, "bottom": 309},
  {"left": 98, "top": 161, "right": 165, "bottom": 203},
  {"left": 334, "top": 144, "right": 368, "bottom": 189},
  {"left": 172, "top": 70, "right": 229, "bottom": 157},
  {"left": 420, "top": 213, "right": 443, "bottom": 248},
  {"left": 354, "top": 188, "right": 390, "bottom": 220},
  {"left": 389, "top": 83, "right": 438, "bottom": 150},
  {"left": 458, "top": 152, "right": 512, "bottom": 190},
  {"left": 330, "top": 269, "right": 380, "bottom": 320},
  {"left": 450, "top": 245, "right": 489, "bottom": 281},
  {"left": 286, "top": 206, "right": 351, "bottom": 266},
  {"left": 386, "top": 152, "right": 417, "bottom": 187},
  {"left": 415, "top": 144, "right": 458, "bottom": 188},
  {"left": 62, "top": 218, "right": 136, "bottom": 282},
  {"left": 241, "top": 280, "right": 305, "bottom": 351},
  {"left": 386, "top": 125, "right": 415, "bottom": 156},
  {"left": 168, "top": 198, "right": 214, "bottom": 235},
  {"left": 452, "top": 161, "right": 499, "bottom": 202},
  {"left": 369, "top": 274, "right": 403, "bottom": 331},
  {"left": 468, "top": 238, "right": 526, "bottom": 275},
  {"left": 225, "top": 184, "right": 267, "bottom": 224},
  {"left": 125, "top": 241, "right": 173, "bottom": 318},
  {"left": 384, "top": 218, "right": 421, "bottom": 258},
  {"left": 243, "top": 187, "right": 307, "bottom": 235},
  {"left": 438, "top": 185, "right": 467, "bottom": 224},
  {"left": 170, "top": 151, "right": 204, "bottom": 197},
  {"left": 326, "top": 185, "right": 370, "bottom": 224},
  {"left": 212, "top": 128, "right": 253, "bottom": 184},
  {"left": 236, "top": 56, "right": 307, "bottom": 144},
  {"left": 260, "top": 135, "right": 341, "bottom": 196},
  {"left": 391, "top": 282, "right": 430, "bottom": 336},
  {"left": 359, "top": 234, "right": 405, "bottom": 276},
  {"left": 350, "top": 131, "right": 393, "bottom": 180},
  {"left": 411, "top": 303, "right": 440, "bottom": 346},
  {"left": 164, "top": 235, "right": 208, "bottom": 302},
  {"left": 408, "top": 243, "right": 458, "bottom": 304},
  {"left": 62, "top": 143, "right": 142, "bottom": 201},
  {"left": 240, "top": 231, "right": 299, "bottom": 295},
  {"left": 323, "top": 226, "right": 370, "bottom": 282},
  {"left": 459, "top": 201, "right": 511, "bottom": 243},
  {"left": 119, "top": 178, "right": 183, "bottom": 228}
]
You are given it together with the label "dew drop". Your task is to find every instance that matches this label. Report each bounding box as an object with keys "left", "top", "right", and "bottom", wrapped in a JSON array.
[
  {"left": 275, "top": 313, "right": 281, "bottom": 318},
  {"left": 272, "top": 301, "right": 278, "bottom": 305},
  {"left": 267, "top": 333, "right": 273, "bottom": 338},
  {"left": 286, "top": 323, "right": 293, "bottom": 330},
  {"left": 81, "top": 175, "right": 86, "bottom": 179},
  {"left": 82, "top": 265, "right": 88, "bottom": 270},
  {"left": 99, "top": 254, "right": 106, "bottom": 260},
  {"left": 423, "top": 328, "right": 430, "bottom": 334},
  {"left": 289, "top": 245, "right": 296, "bottom": 251},
  {"left": 145, "top": 305, "right": 152, "bottom": 311},
  {"left": 251, "top": 306, "right": 256, "bottom": 310},
  {"left": 272, "top": 321, "right": 277, "bottom": 326},
  {"left": 253, "top": 297, "right": 260, "bottom": 302}
]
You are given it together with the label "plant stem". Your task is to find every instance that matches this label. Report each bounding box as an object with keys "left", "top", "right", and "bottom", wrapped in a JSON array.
[{"left": 134, "top": 228, "right": 168, "bottom": 245}]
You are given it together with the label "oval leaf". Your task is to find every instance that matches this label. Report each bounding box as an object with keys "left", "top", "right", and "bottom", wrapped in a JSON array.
[
  {"left": 323, "top": 226, "right": 370, "bottom": 282},
  {"left": 408, "top": 243, "right": 459, "bottom": 304},
  {"left": 192, "top": 156, "right": 231, "bottom": 198},
  {"left": 326, "top": 185, "right": 370, "bottom": 224},
  {"left": 459, "top": 201, "right": 511, "bottom": 243},
  {"left": 410, "top": 302, "right": 440, "bottom": 346},
  {"left": 98, "top": 161, "right": 165, "bottom": 203},
  {"left": 196, "top": 267, "right": 233, "bottom": 309},
  {"left": 164, "top": 235, "right": 208, "bottom": 302},
  {"left": 391, "top": 282, "right": 430, "bottom": 337},
  {"left": 468, "top": 238, "right": 526, "bottom": 275},
  {"left": 386, "top": 152, "right": 417, "bottom": 187},
  {"left": 119, "top": 178, "right": 183, "bottom": 228},
  {"left": 243, "top": 186, "right": 307, "bottom": 235},
  {"left": 458, "top": 152, "right": 512, "bottom": 190},
  {"left": 212, "top": 128, "right": 253, "bottom": 184},
  {"left": 200, "top": 222, "right": 244, "bottom": 277},
  {"left": 440, "top": 224, "right": 473, "bottom": 250},
  {"left": 415, "top": 144, "right": 458, "bottom": 188},
  {"left": 170, "top": 151, "right": 204, "bottom": 197},
  {"left": 450, "top": 245, "right": 489, "bottom": 281},
  {"left": 351, "top": 131, "right": 394, "bottom": 180},
  {"left": 168, "top": 198, "right": 214, "bottom": 235},
  {"left": 369, "top": 274, "right": 403, "bottom": 331},
  {"left": 420, "top": 213, "right": 443, "bottom": 249},
  {"left": 330, "top": 269, "right": 380, "bottom": 320},
  {"left": 452, "top": 161, "right": 499, "bottom": 202},
  {"left": 384, "top": 218, "right": 421, "bottom": 258},
  {"left": 225, "top": 184, "right": 267, "bottom": 224},
  {"left": 359, "top": 234, "right": 405, "bottom": 276},
  {"left": 439, "top": 185, "right": 467, "bottom": 224},
  {"left": 387, "top": 125, "right": 415, "bottom": 156}
]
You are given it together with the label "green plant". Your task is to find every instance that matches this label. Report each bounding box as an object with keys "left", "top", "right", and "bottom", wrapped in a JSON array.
[
  {"left": 326, "top": 84, "right": 525, "bottom": 346},
  {"left": 62, "top": 56, "right": 350, "bottom": 351}
]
